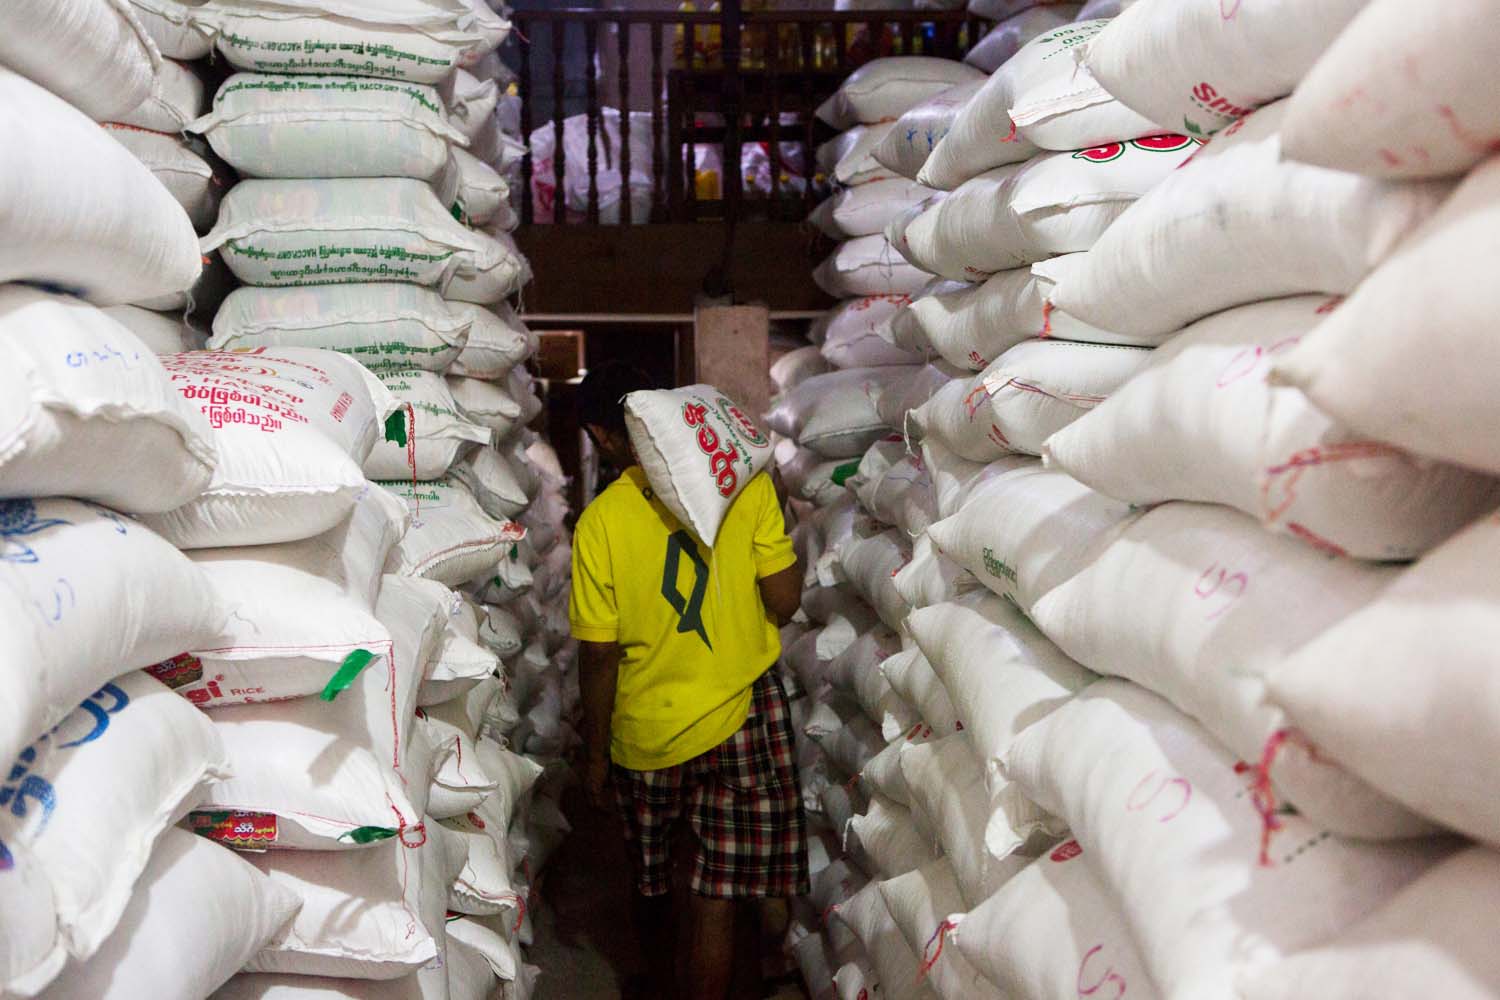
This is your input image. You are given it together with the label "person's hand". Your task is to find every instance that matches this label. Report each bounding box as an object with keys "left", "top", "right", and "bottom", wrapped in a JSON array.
[{"left": 584, "top": 750, "right": 612, "bottom": 813}]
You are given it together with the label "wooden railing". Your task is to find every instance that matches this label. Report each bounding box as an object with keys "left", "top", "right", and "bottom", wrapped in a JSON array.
[{"left": 510, "top": 6, "right": 985, "bottom": 227}]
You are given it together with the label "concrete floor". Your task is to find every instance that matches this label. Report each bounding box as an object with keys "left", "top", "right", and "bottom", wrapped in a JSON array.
[{"left": 528, "top": 787, "right": 807, "bottom": 1000}]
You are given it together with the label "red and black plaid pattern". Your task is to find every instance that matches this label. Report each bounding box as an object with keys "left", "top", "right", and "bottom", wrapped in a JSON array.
[{"left": 613, "top": 670, "right": 811, "bottom": 899}]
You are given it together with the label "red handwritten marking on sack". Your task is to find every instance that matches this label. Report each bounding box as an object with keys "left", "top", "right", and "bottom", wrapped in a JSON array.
[
  {"left": 682, "top": 401, "right": 742, "bottom": 497},
  {"left": 1245, "top": 728, "right": 1323, "bottom": 866},
  {"left": 1214, "top": 336, "right": 1301, "bottom": 388},
  {"left": 918, "top": 919, "right": 958, "bottom": 981},
  {"left": 1437, "top": 104, "right": 1500, "bottom": 155},
  {"left": 1050, "top": 838, "right": 1083, "bottom": 863},
  {"left": 1193, "top": 564, "right": 1247, "bottom": 620},
  {"left": 1261, "top": 441, "right": 1403, "bottom": 536},
  {"left": 1077, "top": 945, "right": 1127, "bottom": 999},
  {"left": 1125, "top": 770, "right": 1192, "bottom": 823}
]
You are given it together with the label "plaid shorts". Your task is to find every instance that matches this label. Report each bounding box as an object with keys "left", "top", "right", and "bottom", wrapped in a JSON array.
[{"left": 613, "top": 670, "right": 811, "bottom": 899}]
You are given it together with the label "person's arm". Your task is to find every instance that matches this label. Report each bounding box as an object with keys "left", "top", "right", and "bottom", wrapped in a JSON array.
[
  {"left": 757, "top": 560, "right": 802, "bottom": 626},
  {"left": 578, "top": 639, "right": 622, "bottom": 811}
]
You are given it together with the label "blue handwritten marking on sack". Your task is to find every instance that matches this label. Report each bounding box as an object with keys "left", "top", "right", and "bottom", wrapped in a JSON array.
[
  {"left": 58, "top": 683, "right": 130, "bottom": 749},
  {"left": 64, "top": 343, "right": 143, "bottom": 370},
  {"left": 0, "top": 500, "right": 71, "bottom": 564},
  {"left": 0, "top": 836, "right": 12, "bottom": 871},
  {"left": 0, "top": 682, "right": 133, "bottom": 839},
  {"left": 0, "top": 748, "right": 56, "bottom": 834}
]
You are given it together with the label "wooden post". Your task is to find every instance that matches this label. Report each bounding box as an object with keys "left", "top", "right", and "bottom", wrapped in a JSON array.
[{"left": 692, "top": 304, "right": 770, "bottom": 417}]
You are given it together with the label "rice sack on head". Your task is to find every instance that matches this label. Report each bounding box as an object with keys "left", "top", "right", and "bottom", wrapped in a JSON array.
[{"left": 624, "top": 385, "right": 774, "bottom": 546}]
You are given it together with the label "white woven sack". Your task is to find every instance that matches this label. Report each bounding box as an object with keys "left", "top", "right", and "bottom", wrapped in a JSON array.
[
  {"left": 418, "top": 711, "right": 498, "bottom": 819},
  {"left": 918, "top": 19, "right": 1146, "bottom": 190},
  {"left": 0, "top": 69, "right": 201, "bottom": 306},
  {"left": 2, "top": 837, "right": 62, "bottom": 998},
  {"left": 771, "top": 345, "right": 832, "bottom": 395},
  {"left": 466, "top": 538, "right": 534, "bottom": 606},
  {"left": 879, "top": 649, "right": 961, "bottom": 739},
  {"left": 1239, "top": 847, "right": 1500, "bottom": 1000},
  {"left": 2, "top": 673, "right": 227, "bottom": 968},
  {"left": 965, "top": 0, "right": 1072, "bottom": 19},
  {"left": 813, "top": 235, "right": 931, "bottom": 298},
  {"left": 143, "top": 347, "right": 393, "bottom": 548},
  {"left": 899, "top": 137, "right": 1198, "bottom": 281},
  {"left": 367, "top": 370, "right": 490, "bottom": 482},
  {"left": 1031, "top": 501, "right": 1436, "bottom": 839},
  {"left": 905, "top": 593, "right": 1087, "bottom": 832},
  {"left": 895, "top": 269, "right": 1042, "bottom": 372},
  {"left": 909, "top": 340, "right": 1150, "bottom": 461},
  {"left": 1273, "top": 156, "right": 1500, "bottom": 479},
  {"left": 194, "top": 73, "right": 465, "bottom": 182},
  {"left": 920, "top": 439, "right": 1036, "bottom": 520},
  {"left": 203, "top": 178, "right": 529, "bottom": 302},
  {"left": 383, "top": 478, "right": 525, "bottom": 587},
  {"left": 113, "top": 58, "right": 206, "bottom": 133},
  {"left": 0, "top": 498, "right": 225, "bottom": 772},
  {"left": 805, "top": 698, "right": 886, "bottom": 782},
  {"left": 447, "top": 302, "right": 536, "bottom": 379},
  {"left": 192, "top": 573, "right": 445, "bottom": 850},
  {"left": 817, "top": 123, "right": 896, "bottom": 186},
  {"left": 851, "top": 443, "right": 937, "bottom": 537},
  {"left": 830, "top": 881, "right": 939, "bottom": 1000},
  {"left": 860, "top": 717, "right": 922, "bottom": 806},
  {"left": 1028, "top": 251, "right": 1146, "bottom": 345},
  {"left": 0, "top": 287, "right": 214, "bottom": 513},
  {"left": 210, "top": 285, "right": 470, "bottom": 373},
  {"left": 0, "top": 0, "right": 160, "bottom": 121},
  {"left": 1003, "top": 680, "right": 1458, "bottom": 1000},
  {"left": 624, "top": 384, "right": 774, "bottom": 545},
  {"left": 417, "top": 620, "right": 498, "bottom": 707},
  {"left": 790, "top": 930, "right": 837, "bottom": 1000},
  {"left": 40, "top": 830, "right": 300, "bottom": 1000},
  {"left": 449, "top": 445, "right": 531, "bottom": 520},
  {"left": 453, "top": 147, "right": 509, "bottom": 227},
  {"left": 767, "top": 366, "right": 914, "bottom": 460},
  {"left": 963, "top": 5, "right": 1079, "bottom": 73},
  {"left": 899, "top": 734, "right": 1036, "bottom": 907},
  {"left": 926, "top": 465, "right": 1139, "bottom": 614},
  {"left": 873, "top": 80, "right": 985, "bottom": 181},
  {"left": 446, "top": 915, "right": 522, "bottom": 986},
  {"left": 819, "top": 294, "right": 924, "bottom": 369},
  {"left": 1049, "top": 101, "right": 1454, "bottom": 342},
  {"left": 1264, "top": 513, "right": 1500, "bottom": 847},
  {"left": 892, "top": 533, "right": 973, "bottom": 612},
  {"left": 135, "top": 249, "right": 235, "bottom": 316},
  {"left": 1046, "top": 296, "right": 1500, "bottom": 560},
  {"left": 1282, "top": 0, "right": 1500, "bottom": 179},
  {"left": 875, "top": 363, "right": 957, "bottom": 434},
  {"left": 950, "top": 838, "right": 1158, "bottom": 1000},
  {"left": 99, "top": 305, "right": 206, "bottom": 354},
  {"left": 442, "top": 68, "right": 497, "bottom": 142},
  {"left": 1084, "top": 0, "right": 1367, "bottom": 138},
  {"left": 816, "top": 57, "right": 985, "bottom": 129},
  {"left": 245, "top": 839, "right": 437, "bottom": 979},
  {"left": 167, "top": 485, "right": 405, "bottom": 707},
  {"left": 837, "top": 530, "right": 911, "bottom": 632},
  {"left": 196, "top": 0, "right": 509, "bottom": 84},
  {"left": 880, "top": 858, "right": 1006, "bottom": 1000},
  {"left": 811, "top": 178, "right": 938, "bottom": 240},
  {"left": 831, "top": 960, "right": 877, "bottom": 1000},
  {"left": 128, "top": 0, "right": 212, "bottom": 59},
  {"left": 102, "top": 124, "right": 220, "bottom": 232},
  {"left": 442, "top": 378, "right": 519, "bottom": 446},
  {"left": 443, "top": 740, "right": 543, "bottom": 917}
]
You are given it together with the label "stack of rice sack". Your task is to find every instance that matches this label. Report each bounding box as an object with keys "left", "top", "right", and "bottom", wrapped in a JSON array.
[
  {"left": 807, "top": 56, "right": 984, "bottom": 408},
  {"left": 791, "top": 1, "right": 1500, "bottom": 998},
  {"left": 0, "top": 9, "right": 314, "bottom": 996}
]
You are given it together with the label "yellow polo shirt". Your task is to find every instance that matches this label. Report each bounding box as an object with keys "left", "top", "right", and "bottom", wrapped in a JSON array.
[{"left": 569, "top": 467, "right": 796, "bottom": 770}]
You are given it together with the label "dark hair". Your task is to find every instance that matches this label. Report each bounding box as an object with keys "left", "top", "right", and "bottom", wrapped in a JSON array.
[{"left": 576, "top": 360, "right": 657, "bottom": 435}]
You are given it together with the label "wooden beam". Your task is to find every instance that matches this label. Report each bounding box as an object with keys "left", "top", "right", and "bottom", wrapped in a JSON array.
[
  {"left": 694, "top": 305, "right": 770, "bottom": 415},
  {"left": 513, "top": 222, "right": 834, "bottom": 316}
]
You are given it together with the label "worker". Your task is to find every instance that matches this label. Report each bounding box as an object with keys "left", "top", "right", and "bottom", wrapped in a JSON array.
[{"left": 569, "top": 361, "right": 808, "bottom": 1000}]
